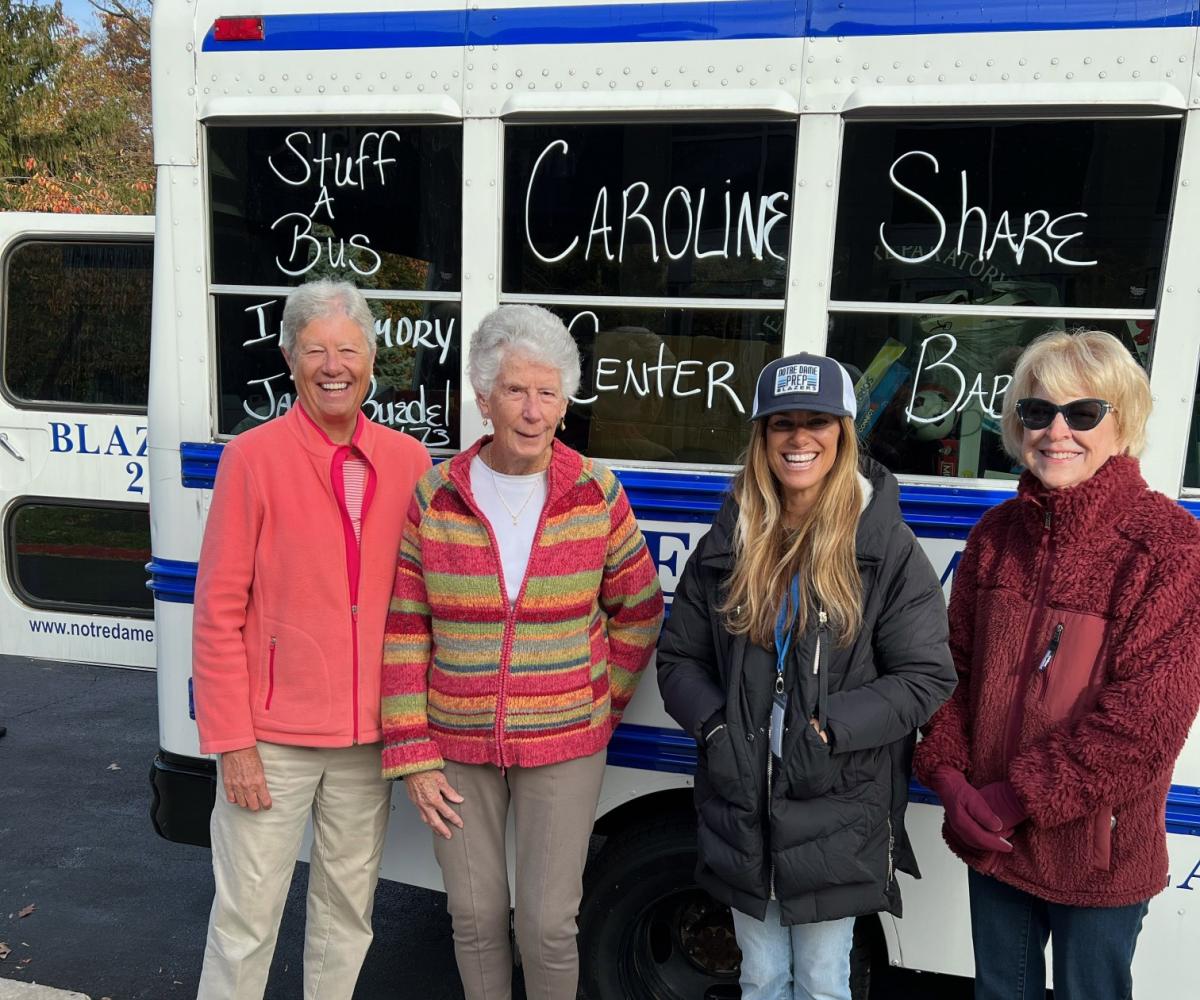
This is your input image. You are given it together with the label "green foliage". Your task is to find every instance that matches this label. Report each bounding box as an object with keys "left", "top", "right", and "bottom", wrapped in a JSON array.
[
  {"left": 0, "top": 0, "right": 153, "bottom": 213},
  {"left": 0, "top": 1, "right": 68, "bottom": 176}
]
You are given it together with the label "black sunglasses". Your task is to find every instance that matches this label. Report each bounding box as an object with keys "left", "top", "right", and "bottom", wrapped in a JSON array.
[{"left": 1015, "top": 397, "right": 1115, "bottom": 432}]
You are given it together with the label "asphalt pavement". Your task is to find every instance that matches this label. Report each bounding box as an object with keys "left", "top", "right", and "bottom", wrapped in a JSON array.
[
  {"left": 0, "top": 655, "right": 468, "bottom": 1000},
  {"left": 1, "top": 655, "right": 971, "bottom": 1000}
]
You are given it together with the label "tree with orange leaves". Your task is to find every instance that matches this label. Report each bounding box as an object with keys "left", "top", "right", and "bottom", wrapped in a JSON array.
[{"left": 1, "top": 0, "right": 152, "bottom": 214}]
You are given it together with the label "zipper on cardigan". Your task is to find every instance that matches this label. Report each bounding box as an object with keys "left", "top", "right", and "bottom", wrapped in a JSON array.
[
  {"left": 495, "top": 614, "right": 517, "bottom": 771},
  {"left": 265, "top": 637, "right": 277, "bottom": 710},
  {"left": 813, "top": 609, "right": 827, "bottom": 675}
]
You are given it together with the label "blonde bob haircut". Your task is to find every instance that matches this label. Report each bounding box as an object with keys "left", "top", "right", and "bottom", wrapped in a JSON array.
[
  {"left": 1001, "top": 329, "right": 1152, "bottom": 461},
  {"left": 720, "top": 415, "right": 864, "bottom": 649}
]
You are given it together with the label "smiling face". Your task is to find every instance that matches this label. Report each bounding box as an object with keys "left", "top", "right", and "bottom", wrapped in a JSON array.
[
  {"left": 479, "top": 352, "right": 568, "bottom": 475},
  {"left": 1020, "top": 381, "right": 1122, "bottom": 491},
  {"left": 283, "top": 314, "right": 374, "bottom": 444},
  {"left": 764, "top": 410, "right": 842, "bottom": 518}
]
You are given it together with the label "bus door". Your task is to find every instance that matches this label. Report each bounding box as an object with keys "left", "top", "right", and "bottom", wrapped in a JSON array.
[{"left": 0, "top": 213, "right": 155, "bottom": 668}]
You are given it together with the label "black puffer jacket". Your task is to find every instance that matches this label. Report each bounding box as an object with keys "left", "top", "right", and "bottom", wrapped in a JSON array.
[{"left": 657, "top": 458, "right": 956, "bottom": 926}]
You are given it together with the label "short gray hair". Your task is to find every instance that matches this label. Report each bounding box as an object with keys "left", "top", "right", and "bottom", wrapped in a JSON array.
[
  {"left": 467, "top": 305, "right": 581, "bottom": 399},
  {"left": 280, "top": 279, "right": 376, "bottom": 356}
]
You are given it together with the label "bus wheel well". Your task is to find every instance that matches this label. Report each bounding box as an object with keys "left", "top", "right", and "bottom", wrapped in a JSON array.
[{"left": 591, "top": 787, "right": 694, "bottom": 840}]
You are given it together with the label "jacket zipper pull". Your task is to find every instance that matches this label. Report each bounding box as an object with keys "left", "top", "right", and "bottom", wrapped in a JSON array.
[
  {"left": 1038, "top": 622, "right": 1064, "bottom": 672},
  {"left": 813, "top": 609, "right": 827, "bottom": 675}
]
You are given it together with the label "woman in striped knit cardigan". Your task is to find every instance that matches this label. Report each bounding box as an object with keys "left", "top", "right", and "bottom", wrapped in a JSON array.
[{"left": 380, "top": 304, "right": 664, "bottom": 1000}]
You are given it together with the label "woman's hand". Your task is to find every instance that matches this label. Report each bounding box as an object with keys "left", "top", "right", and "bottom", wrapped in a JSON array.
[
  {"left": 809, "top": 718, "right": 829, "bottom": 744},
  {"left": 405, "top": 769, "right": 465, "bottom": 839},
  {"left": 220, "top": 746, "right": 272, "bottom": 811},
  {"left": 929, "top": 769, "right": 1013, "bottom": 853}
]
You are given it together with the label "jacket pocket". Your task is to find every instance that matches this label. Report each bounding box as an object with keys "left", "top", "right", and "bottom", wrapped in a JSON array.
[
  {"left": 257, "top": 621, "right": 332, "bottom": 730},
  {"left": 1035, "top": 609, "right": 1109, "bottom": 724},
  {"left": 781, "top": 723, "right": 838, "bottom": 800},
  {"left": 265, "top": 636, "right": 277, "bottom": 710},
  {"left": 1092, "top": 806, "right": 1114, "bottom": 871},
  {"left": 702, "top": 723, "right": 753, "bottom": 810}
]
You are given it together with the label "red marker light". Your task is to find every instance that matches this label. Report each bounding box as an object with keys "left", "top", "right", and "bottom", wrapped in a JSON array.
[{"left": 213, "top": 17, "right": 265, "bottom": 42}]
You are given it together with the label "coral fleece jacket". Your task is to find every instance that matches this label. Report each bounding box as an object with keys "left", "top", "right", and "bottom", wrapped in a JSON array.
[
  {"left": 914, "top": 456, "right": 1200, "bottom": 907},
  {"left": 192, "top": 405, "right": 431, "bottom": 755}
]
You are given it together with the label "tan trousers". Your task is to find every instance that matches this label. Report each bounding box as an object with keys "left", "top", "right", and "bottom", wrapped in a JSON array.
[
  {"left": 197, "top": 741, "right": 391, "bottom": 1000},
  {"left": 433, "top": 749, "right": 607, "bottom": 1000}
]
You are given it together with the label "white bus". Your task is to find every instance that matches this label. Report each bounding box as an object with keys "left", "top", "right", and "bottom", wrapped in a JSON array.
[
  {"left": 132, "top": 1, "right": 1200, "bottom": 996},
  {"left": 0, "top": 213, "right": 155, "bottom": 669}
]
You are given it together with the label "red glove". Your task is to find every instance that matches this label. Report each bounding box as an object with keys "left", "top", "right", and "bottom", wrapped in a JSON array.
[
  {"left": 928, "top": 769, "right": 1013, "bottom": 854},
  {"left": 978, "top": 780, "right": 1028, "bottom": 830}
]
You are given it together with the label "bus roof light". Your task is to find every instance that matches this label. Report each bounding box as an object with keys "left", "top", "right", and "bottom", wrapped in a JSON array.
[{"left": 213, "top": 17, "right": 265, "bottom": 42}]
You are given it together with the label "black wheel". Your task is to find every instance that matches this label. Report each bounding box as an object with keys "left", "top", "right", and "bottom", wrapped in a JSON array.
[
  {"left": 579, "top": 815, "right": 741, "bottom": 1000},
  {"left": 850, "top": 914, "right": 885, "bottom": 1000}
]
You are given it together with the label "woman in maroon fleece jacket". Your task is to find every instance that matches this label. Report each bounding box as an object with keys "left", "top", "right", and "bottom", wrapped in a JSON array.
[{"left": 914, "top": 329, "right": 1200, "bottom": 1000}]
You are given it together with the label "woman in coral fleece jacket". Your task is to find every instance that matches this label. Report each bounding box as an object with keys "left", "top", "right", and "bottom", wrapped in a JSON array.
[
  {"left": 380, "top": 305, "right": 663, "bottom": 1000},
  {"left": 191, "top": 280, "right": 430, "bottom": 1000},
  {"left": 914, "top": 330, "right": 1200, "bottom": 1000}
]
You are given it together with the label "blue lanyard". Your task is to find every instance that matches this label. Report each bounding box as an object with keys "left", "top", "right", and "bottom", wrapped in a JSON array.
[{"left": 773, "top": 576, "right": 801, "bottom": 694}]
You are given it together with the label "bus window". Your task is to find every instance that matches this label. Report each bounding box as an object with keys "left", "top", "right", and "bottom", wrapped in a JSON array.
[
  {"left": 828, "top": 118, "right": 1178, "bottom": 481},
  {"left": 2, "top": 240, "right": 153, "bottom": 410},
  {"left": 6, "top": 500, "right": 152, "bottom": 616},
  {"left": 502, "top": 121, "right": 793, "bottom": 466},
  {"left": 206, "top": 123, "right": 463, "bottom": 447},
  {"left": 212, "top": 293, "right": 460, "bottom": 449}
]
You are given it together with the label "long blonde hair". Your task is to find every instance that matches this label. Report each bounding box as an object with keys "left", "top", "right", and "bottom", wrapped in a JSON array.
[{"left": 720, "top": 416, "right": 864, "bottom": 648}]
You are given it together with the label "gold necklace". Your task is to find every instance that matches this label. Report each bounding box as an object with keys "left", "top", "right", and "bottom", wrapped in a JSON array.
[{"left": 484, "top": 447, "right": 540, "bottom": 525}]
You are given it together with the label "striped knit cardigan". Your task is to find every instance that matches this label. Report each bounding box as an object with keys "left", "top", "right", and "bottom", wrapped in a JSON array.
[{"left": 381, "top": 437, "right": 664, "bottom": 777}]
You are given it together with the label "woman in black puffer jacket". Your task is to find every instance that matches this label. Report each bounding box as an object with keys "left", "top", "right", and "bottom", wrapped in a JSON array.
[{"left": 657, "top": 352, "right": 956, "bottom": 1000}]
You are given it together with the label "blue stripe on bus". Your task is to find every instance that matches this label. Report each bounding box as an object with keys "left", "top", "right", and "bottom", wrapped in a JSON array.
[
  {"left": 201, "top": 1, "right": 1198, "bottom": 52},
  {"left": 610, "top": 724, "right": 1200, "bottom": 837},
  {"left": 178, "top": 441, "right": 1010, "bottom": 535}
]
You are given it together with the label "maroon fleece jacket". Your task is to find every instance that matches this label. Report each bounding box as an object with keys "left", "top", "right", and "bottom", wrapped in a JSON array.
[{"left": 914, "top": 455, "right": 1200, "bottom": 907}]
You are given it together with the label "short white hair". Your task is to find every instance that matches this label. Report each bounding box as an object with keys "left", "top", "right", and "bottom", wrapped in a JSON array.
[
  {"left": 467, "top": 305, "right": 581, "bottom": 399},
  {"left": 280, "top": 279, "right": 376, "bottom": 356}
]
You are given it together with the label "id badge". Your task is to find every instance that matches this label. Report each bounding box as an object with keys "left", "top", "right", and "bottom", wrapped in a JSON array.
[{"left": 770, "top": 693, "right": 786, "bottom": 758}]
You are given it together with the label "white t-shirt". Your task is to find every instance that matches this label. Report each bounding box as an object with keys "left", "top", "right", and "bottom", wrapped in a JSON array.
[{"left": 470, "top": 455, "right": 548, "bottom": 604}]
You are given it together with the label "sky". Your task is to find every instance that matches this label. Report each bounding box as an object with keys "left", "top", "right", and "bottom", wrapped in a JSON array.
[{"left": 43, "top": 1, "right": 101, "bottom": 32}]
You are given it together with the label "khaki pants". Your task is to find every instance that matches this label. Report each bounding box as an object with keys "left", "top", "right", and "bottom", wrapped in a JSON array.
[
  {"left": 433, "top": 750, "right": 607, "bottom": 1000},
  {"left": 197, "top": 741, "right": 391, "bottom": 1000}
]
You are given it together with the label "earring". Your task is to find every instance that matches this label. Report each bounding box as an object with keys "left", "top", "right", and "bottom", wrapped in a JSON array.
[
  {"left": 481, "top": 416, "right": 489, "bottom": 428},
  {"left": 288, "top": 373, "right": 294, "bottom": 381},
  {"left": 559, "top": 418, "right": 566, "bottom": 431}
]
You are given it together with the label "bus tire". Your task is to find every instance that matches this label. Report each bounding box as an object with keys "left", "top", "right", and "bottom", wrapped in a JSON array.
[
  {"left": 850, "top": 914, "right": 885, "bottom": 1000},
  {"left": 577, "top": 814, "right": 886, "bottom": 1000},
  {"left": 578, "top": 814, "right": 740, "bottom": 1000}
]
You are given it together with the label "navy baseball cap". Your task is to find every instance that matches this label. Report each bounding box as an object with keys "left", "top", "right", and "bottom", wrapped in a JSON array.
[{"left": 750, "top": 352, "right": 857, "bottom": 422}]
